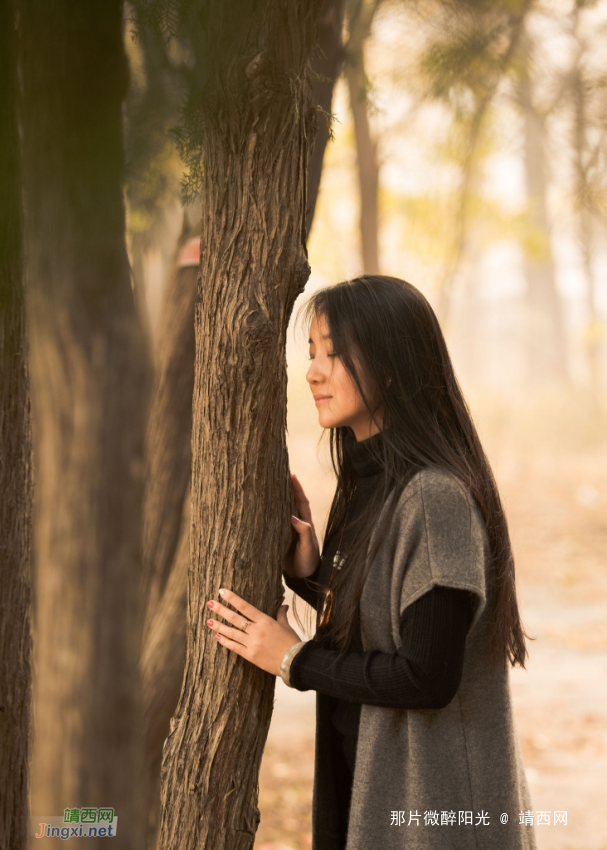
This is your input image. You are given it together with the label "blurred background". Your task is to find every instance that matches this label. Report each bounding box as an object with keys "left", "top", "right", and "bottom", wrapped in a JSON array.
[{"left": 126, "top": 1, "right": 607, "bottom": 848}]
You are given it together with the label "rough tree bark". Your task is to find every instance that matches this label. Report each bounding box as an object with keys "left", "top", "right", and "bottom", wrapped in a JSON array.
[
  {"left": 345, "top": 0, "right": 381, "bottom": 274},
  {"left": 19, "top": 3, "right": 149, "bottom": 847},
  {"left": 516, "top": 42, "right": 568, "bottom": 387},
  {"left": 140, "top": 5, "right": 344, "bottom": 846},
  {"left": 157, "top": 2, "right": 324, "bottom": 848},
  {"left": 0, "top": 2, "right": 32, "bottom": 848}
]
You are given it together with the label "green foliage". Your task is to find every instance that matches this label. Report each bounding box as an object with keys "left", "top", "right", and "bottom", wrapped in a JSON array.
[
  {"left": 131, "top": 0, "right": 321, "bottom": 202},
  {"left": 128, "top": 0, "right": 209, "bottom": 205},
  {"left": 414, "top": 0, "right": 530, "bottom": 113},
  {"left": 420, "top": 26, "right": 506, "bottom": 108},
  {"left": 124, "top": 9, "right": 188, "bottom": 237},
  {"left": 394, "top": 0, "right": 533, "bottom": 312}
]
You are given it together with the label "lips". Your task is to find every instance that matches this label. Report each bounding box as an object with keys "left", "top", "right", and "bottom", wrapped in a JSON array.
[{"left": 314, "top": 395, "right": 331, "bottom": 402}]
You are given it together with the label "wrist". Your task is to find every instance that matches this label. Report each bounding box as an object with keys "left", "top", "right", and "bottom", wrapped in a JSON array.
[
  {"left": 295, "top": 557, "right": 321, "bottom": 580},
  {"left": 279, "top": 640, "right": 307, "bottom": 688}
]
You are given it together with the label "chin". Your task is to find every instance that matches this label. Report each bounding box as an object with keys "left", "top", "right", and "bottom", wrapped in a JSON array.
[
  {"left": 319, "top": 415, "right": 348, "bottom": 430},
  {"left": 317, "top": 413, "right": 335, "bottom": 429}
]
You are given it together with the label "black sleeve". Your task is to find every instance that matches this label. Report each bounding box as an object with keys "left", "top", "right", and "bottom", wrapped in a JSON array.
[
  {"left": 282, "top": 559, "right": 322, "bottom": 610},
  {"left": 289, "top": 585, "right": 477, "bottom": 709}
]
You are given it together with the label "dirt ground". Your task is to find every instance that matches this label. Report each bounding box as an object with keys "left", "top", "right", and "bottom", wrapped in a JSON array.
[{"left": 254, "top": 395, "right": 607, "bottom": 850}]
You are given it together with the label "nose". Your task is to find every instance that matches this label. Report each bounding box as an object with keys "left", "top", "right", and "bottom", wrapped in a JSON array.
[{"left": 306, "top": 357, "right": 322, "bottom": 385}]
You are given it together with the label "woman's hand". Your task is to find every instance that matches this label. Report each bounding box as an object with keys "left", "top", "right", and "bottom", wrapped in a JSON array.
[
  {"left": 284, "top": 473, "right": 320, "bottom": 579},
  {"left": 205, "top": 589, "right": 303, "bottom": 677}
]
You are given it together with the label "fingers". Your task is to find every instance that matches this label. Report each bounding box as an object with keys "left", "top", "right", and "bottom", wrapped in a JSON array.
[
  {"left": 206, "top": 617, "right": 249, "bottom": 646},
  {"left": 207, "top": 589, "right": 261, "bottom": 625},
  {"left": 290, "top": 515, "right": 313, "bottom": 537},
  {"left": 276, "top": 604, "right": 289, "bottom": 620},
  {"left": 213, "top": 631, "right": 246, "bottom": 656},
  {"left": 291, "top": 474, "right": 313, "bottom": 524}
]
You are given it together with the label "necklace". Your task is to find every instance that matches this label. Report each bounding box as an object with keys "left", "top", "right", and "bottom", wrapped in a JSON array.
[{"left": 317, "top": 502, "right": 351, "bottom": 629}]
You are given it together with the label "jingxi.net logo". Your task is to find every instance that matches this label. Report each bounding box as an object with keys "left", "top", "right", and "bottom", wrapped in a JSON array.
[{"left": 31, "top": 808, "right": 118, "bottom": 839}]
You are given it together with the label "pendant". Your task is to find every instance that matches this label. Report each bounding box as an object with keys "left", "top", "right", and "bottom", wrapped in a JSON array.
[
  {"left": 318, "top": 588, "right": 334, "bottom": 628},
  {"left": 317, "top": 551, "right": 348, "bottom": 628},
  {"left": 333, "top": 550, "right": 347, "bottom": 570}
]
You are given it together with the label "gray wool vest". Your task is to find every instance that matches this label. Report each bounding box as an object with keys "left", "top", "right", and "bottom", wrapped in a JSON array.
[{"left": 311, "top": 468, "right": 537, "bottom": 850}]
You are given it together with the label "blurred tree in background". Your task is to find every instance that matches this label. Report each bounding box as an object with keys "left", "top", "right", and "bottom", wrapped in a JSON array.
[
  {"left": 566, "top": 2, "right": 607, "bottom": 407},
  {"left": 0, "top": 1, "right": 32, "bottom": 847},
  {"left": 513, "top": 19, "right": 569, "bottom": 388},
  {"left": 344, "top": 0, "right": 384, "bottom": 274},
  {"left": 19, "top": 2, "right": 150, "bottom": 847},
  {"left": 338, "top": 0, "right": 606, "bottom": 404}
]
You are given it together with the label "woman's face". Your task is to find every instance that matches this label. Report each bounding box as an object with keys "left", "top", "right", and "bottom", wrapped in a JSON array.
[{"left": 306, "top": 312, "right": 382, "bottom": 442}]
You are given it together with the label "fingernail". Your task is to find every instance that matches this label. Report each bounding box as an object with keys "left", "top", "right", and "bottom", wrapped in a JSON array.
[
  {"left": 216, "top": 634, "right": 221, "bottom": 641},
  {"left": 206, "top": 619, "right": 214, "bottom": 626},
  {"left": 207, "top": 600, "right": 214, "bottom": 609},
  {"left": 218, "top": 589, "right": 226, "bottom": 596},
  {"left": 291, "top": 515, "right": 299, "bottom": 524}
]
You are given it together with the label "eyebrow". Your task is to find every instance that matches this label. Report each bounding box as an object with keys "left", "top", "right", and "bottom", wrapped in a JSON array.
[{"left": 308, "top": 334, "right": 332, "bottom": 344}]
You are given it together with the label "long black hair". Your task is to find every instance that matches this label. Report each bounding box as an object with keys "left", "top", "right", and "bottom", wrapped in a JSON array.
[{"left": 297, "top": 275, "right": 529, "bottom": 668}]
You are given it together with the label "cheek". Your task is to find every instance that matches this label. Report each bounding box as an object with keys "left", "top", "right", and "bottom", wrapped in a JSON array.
[{"left": 333, "top": 365, "right": 360, "bottom": 409}]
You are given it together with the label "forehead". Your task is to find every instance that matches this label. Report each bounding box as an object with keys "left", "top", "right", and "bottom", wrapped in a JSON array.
[{"left": 308, "top": 312, "right": 331, "bottom": 343}]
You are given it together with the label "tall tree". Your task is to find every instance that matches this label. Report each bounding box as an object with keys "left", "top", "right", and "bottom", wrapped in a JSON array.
[
  {"left": 19, "top": 3, "right": 149, "bottom": 847},
  {"left": 413, "top": 0, "right": 533, "bottom": 321},
  {"left": 124, "top": 10, "right": 187, "bottom": 352},
  {"left": 0, "top": 1, "right": 32, "bottom": 847},
  {"left": 156, "top": 1, "right": 324, "bottom": 847},
  {"left": 136, "top": 3, "right": 345, "bottom": 845},
  {"left": 515, "top": 25, "right": 568, "bottom": 387},
  {"left": 569, "top": 5, "right": 605, "bottom": 410},
  {"left": 344, "top": 0, "right": 382, "bottom": 274},
  {"left": 307, "top": 0, "right": 347, "bottom": 236},
  {"left": 140, "top": 256, "right": 197, "bottom": 849}
]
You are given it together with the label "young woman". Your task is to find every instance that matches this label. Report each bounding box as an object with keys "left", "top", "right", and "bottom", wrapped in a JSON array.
[{"left": 205, "top": 276, "right": 537, "bottom": 850}]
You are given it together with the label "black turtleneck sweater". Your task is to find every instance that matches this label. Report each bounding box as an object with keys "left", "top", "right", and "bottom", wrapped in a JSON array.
[{"left": 283, "top": 430, "right": 476, "bottom": 824}]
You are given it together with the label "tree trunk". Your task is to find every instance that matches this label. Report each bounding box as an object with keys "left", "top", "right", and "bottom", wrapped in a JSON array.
[
  {"left": 0, "top": 2, "right": 32, "bottom": 848},
  {"left": 140, "top": 9, "right": 342, "bottom": 845},
  {"left": 306, "top": 0, "right": 347, "bottom": 238},
  {"left": 456, "top": 232, "right": 484, "bottom": 385},
  {"left": 578, "top": 208, "right": 601, "bottom": 409},
  {"left": 141, "top": 261, "right": 198, "bottom": 626},
  {"left": 517, "top": 52, "right": 568, "bottom": 388},
  {"left": 157, "top": 3, "right": 323, "bottom": 848},
  {"left": 571, "top": 63, "right": 602, "bottom": 410},
  {"left": 124, "top": 17, "right": 184, "bottom": 357},
  {"left": 140, "top": 258, "right": 197, "bottom": 849},
  {"left": 19, "top": 3, "right": 149, "bottom": 848},
  {"left": 345, "top": 0, "right": 381, "bottom": 274},
  {"left": 433, "top": 0, "right": 533, "bottom": 325},
  {"left": 141, "top": 499, "right": 189, "bottom": 849}
]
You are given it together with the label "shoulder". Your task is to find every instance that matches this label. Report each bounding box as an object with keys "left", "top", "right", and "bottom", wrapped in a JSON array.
[
  {"left": 388, "top": 467, "right": 488, "bottom": 564},
  {"left": 395, "top": 467, "right": 479, "bottom": 522},
  {"left": 388, "top": 468, "right": 489, "bottom": 615}
]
